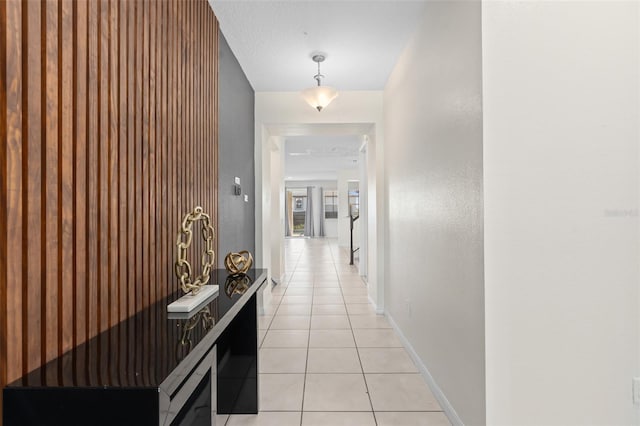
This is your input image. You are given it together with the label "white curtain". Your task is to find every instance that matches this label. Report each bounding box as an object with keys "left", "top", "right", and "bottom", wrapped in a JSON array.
[
  {"left": 304, "top": 186, "right": 314, "bottom": 237},
  {"left": 318, "top": 187, "right": 325, "bottom": 237}
]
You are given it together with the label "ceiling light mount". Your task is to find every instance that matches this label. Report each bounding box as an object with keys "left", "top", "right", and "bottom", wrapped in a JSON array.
[
  {"left": 301, "top": 53, "right": 338, "bottom": 112},
  {"left": 312, "top": 54, "right": 326, "bottom": 86}
]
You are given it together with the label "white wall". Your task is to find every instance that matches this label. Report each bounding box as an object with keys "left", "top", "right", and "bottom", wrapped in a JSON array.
[
  {"left": 366, "top": 133, "right": 380, "bottom": 306},
  {"left": 337, "top": 169, "right": 358, "bottom": 247},
  {"left": 384, "top": 1, "right": 485, "bottom": 425},
  {"left": 324, "top": 218, "right": 338, "bottom": 239},
  {"left": 255, "top": 91, "right": 386, "bottom": 310},
  {"left": 270, "top": 137, "right": 285, "bottom": 283},
  {"left": 483, "top": 2, "right": 640, "bottom": 425},
  {"left": 359, "top": 136, "right": 369, "bottom": 278}
]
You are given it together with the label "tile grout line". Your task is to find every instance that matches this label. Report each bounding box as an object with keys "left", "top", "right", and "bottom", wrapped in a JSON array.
[
  {"left": 299, "top": 242, "right": 311, "bottom": 426},
  {"left": 329, "top": 239, "right": 379, "bottom": 426},
  {"left": 253, "top": 239, "right": 447, "bottom": 424},
  {"left": 255, "top": 239, "right": 387, "bottom": 424},
  {"left": 242, "top": 240, "right": 303, "bottom": 425}
]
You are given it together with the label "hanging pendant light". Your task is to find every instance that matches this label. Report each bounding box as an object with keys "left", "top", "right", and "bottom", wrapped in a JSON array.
[{"left": 301, "top": 54, "right": 338, "bottom": 112}]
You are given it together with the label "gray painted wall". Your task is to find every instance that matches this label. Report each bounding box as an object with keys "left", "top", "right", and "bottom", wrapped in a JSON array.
[
  {"left": 217, "top": 31, "right": 255, "bottom": 267},
  {"left": 384, "top": 2, "right": 485, "bottom": 425}
]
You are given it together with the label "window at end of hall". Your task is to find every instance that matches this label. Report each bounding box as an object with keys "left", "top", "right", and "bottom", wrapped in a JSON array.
[{"left": 324, "top": 190, "right": 338, "bottom": 219}]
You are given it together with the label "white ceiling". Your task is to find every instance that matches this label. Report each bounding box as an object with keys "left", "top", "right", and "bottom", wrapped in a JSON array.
[
  {"left": 209, "top": 0, "right": 427, "bottom": 91},
  {"left": 284, "top": 135, "right": 362, "bottom": 181}
]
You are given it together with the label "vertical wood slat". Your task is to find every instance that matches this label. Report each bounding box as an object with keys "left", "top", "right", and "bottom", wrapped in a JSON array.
[
  {"left": 86, "top": 0, "right": 98, "bottom": 345},
  {"left": 25, "top": 0, "right": 43, "bottom": 375},
  {"left": 185, "top": 0, "right": 190, "bottom": 264},
  {"left": 117, "top": 1, "right": 127, "bottom": 387},
  {"left": 1, "top": 0, "right": 14, "bottom": 421},
  {"left": 135, "top": 0, "right": 142, "bottom": 319},
  {"left": 4, "top": 0, "right": 23, "bottom": 390},
  {"left": 1, "top": 0, "right": 219, "bottom": 419},
  {"left": 117, "top": 0, "right": 127, "bottom": 325},
  {"left": 86, "top": 0, "right": 99, "bottom": 386},
  {"left": 184, "top": 0, "right": 189, "bottom": 286},
  {"left": 126, "top": 0, "right": 135, "bottom": 319},
  {"left": 195, "top": 1, "right": 200, "bottom": 250},
  {"left": 141, "top": 0, "right": 149, "bottom": 314},
  {"left": 133, "top": 0, "right": 142, "bottom": 386},
  {"left": 44, "top": 0, "right": 59, "bottom": 372},
  {"left": 140, "top": 0, "right": 151, "bottom": 383},
  {"left": 0, "top": 0, "right": 6, "bottom": 416},
  {"left": 151, "top": 0, "right": 159, "bottom": 384},
  {"left": 149, "top": 0, "right": 157, "bottom": 316},
  {"left": 60, "top": 0, "right": 74, "bottom": 358},
  {"left": 160, "top": 0, "right": 167, "bottom": 303},
  {"left": 107, "top": 0, "right": 119, "bottom": 385},
  {"left": 169, "top": 0, "right": 176, "bottom": 301},
  {"left": 74, "top": 0, "right": 88, "bottom": 360},
  {"left": 175, "top": 0, "right": 180, "bottom": 298},
  {"left": 160, "top": 0, "right": 168, "bottom": 383},
  {"left": 98, "top": 0, "right": 109, "bottom": 383},
  {"left": 98, "top": 0, "right": 109, "bottom": 342}
]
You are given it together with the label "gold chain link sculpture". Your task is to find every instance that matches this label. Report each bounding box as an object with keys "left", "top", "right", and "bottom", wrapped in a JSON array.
[
  {"left": 224, "top": 251, "right": 253, "bottom": 275},
  {"left": 176, "top": 306, "right": 214, "bottom": 361},
  {"left": 175, "top": 206, "right": 216, "bottom": 295}
]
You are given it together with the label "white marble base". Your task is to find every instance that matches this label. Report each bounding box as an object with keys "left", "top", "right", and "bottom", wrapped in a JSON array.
[{"left": 167, "top": 285, "right": 219, "bottom": 313}]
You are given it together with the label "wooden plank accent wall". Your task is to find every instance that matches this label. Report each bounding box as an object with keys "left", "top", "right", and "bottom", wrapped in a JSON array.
[{"left": 0, "top": 0, "right": 219, "bottom": 419}]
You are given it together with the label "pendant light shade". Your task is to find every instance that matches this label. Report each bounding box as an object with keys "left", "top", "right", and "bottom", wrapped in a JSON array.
[
  {"left": 301, "top": 54, "right": 338, "bottom": 112},
  {"left": 301, "top": 85, "right": 339, "bottom": 112}
]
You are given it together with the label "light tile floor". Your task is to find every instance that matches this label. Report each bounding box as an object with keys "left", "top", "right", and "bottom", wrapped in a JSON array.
[{"left": 218, "top": 238, "right": 450, "bottom": 426}]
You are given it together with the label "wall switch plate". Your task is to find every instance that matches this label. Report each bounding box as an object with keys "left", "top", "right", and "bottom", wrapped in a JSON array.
[
  {"left": 633, "top": 377, "right": 640, "bottom": 405},
  {"left": 405, "top": 299, "right": 412, "bottom": 319},
  {"left": 244, "top": 194, "right": 249, "bottom": 202},
  {"left": 233, "top": 184, "right": 241, "bottom": 196},
  {"left": 234, "top": 177, "right": 241, "bottom": 185}
]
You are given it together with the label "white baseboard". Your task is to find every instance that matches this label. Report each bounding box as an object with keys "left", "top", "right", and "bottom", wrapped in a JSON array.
[
  {"left": 385, "top": 313, "right": 465, "bottom": 426},
  {"left": 362, "top": 276, "right": 384, "bottom": 315},
  {"left": 368, "top": 295, "right": 384, "bottom": 315}
]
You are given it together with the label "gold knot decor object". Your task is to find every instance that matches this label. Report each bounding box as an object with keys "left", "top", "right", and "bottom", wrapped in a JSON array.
[
  {"left": 224, "top": 251, "right": 253, "bottom": 275},
  {"left": 224, "top": 273, "right": 253, "bottom": 298},
  {"left": 175, "top": 206, "right": 216, "bottom": 295}
]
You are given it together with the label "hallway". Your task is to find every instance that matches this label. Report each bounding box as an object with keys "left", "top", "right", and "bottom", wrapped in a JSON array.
[{"left": 219, "top": 238, "right": 450, "bottom": 426}]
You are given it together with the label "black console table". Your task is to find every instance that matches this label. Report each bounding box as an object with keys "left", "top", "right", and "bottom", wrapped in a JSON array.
[{"left": 3, "top": 269, "right": 267, "bottom": 426}]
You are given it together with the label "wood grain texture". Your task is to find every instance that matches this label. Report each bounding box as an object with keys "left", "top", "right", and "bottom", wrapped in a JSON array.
[
  {"left": 4, "top": 0, "right": 24, "bottom": 403},
  {"left": 0, "top": 0, "right": 8, "bottom": 420},
  {"left": 24, "top": 0, "right": 42, "bottom": 377},
  {"left": 0, "top": 0, "right": 219, "bottom": 419},
  {"left": 60, "top": 0, "right": 73, "bottom": 364}
]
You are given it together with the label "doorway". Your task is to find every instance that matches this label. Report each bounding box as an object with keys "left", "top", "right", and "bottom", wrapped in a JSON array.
[
  {"left": 348, "top": 181, "right": 361, "bottom": 266},
  {"left": 286, "top": 188, "right": 308, "bottom": 237},
  {"left": 257, "top": 122, "right": 384, "bottom": 312}
]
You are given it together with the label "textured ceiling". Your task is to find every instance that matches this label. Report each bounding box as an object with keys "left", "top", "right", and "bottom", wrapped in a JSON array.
[
  {"left": 269, "top": 124, "right": 371, "bottom": 181},
  {"left": 284, "top": 135, "right": 362, "bottom": 181},
  {"left": 209, "top": 0, "right": 427, "bottom": 91}
]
